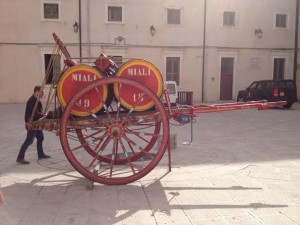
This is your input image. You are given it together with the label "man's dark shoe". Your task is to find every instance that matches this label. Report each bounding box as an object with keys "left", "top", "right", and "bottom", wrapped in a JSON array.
[
  {"left": 38, "top": 154, "right": 51, "bottom": 160},
  {"left": 16, "top": 159, "right": 30, "bottom": 164}
]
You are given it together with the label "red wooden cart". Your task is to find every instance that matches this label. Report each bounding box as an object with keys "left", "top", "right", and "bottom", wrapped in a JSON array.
[{"left": 27, "top": 33, "right": 286, "bottom": 185}]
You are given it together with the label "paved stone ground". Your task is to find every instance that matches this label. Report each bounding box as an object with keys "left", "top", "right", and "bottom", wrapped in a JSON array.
[{"left": 0, "top": 103, "right": 300, "bottom": 225}]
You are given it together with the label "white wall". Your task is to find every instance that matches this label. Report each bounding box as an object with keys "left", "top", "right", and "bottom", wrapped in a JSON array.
[{"left": 0, "top": 0, "right": 299, "bottom": 103}]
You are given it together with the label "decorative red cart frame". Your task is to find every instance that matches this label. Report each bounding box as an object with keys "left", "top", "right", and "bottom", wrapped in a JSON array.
[{"left": 28, "top": 33, "right": 287, "bottom": 185}]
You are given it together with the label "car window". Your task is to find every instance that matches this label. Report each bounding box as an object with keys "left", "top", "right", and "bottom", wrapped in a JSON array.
[
  {"left": 285, "top": 81, "right": 295, "bottom": 89},
  {"left": 166, "top": 83, "right": 176, "bottom": 94},
  {"left": 278, "top": 82, "right": 286, "bottom": 88},
  {"left": 257, "top": 82, "right": 265, "bottom": 90},
  {"left": 249, "top": 82, "right": 257, "bottom": 89},
  {"left": 266, "top": 81, "right": 275, "bottom": 89}
]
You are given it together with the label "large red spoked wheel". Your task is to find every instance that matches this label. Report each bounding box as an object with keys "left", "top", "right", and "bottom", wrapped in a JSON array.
[{"left": 60, "top": 77, "right": 169, "bottom": 185}]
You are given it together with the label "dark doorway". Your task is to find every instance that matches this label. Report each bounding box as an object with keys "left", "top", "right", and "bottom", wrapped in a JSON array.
[
  {"left": 273, "top": 58, "right": 285, "bottom": 80},
  {"left": 166, "top": 57, "right": 180, "bottom": 85},
  {"left": 220, "top": 57, "right": 234, "bottom": 100},
  {"left": 44, "top": 54, "right": 61, "bottom": 84}
]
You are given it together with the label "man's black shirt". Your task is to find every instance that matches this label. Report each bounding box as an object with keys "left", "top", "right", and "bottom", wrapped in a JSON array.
[{"left": 25, "top": 95, "right": 43, "bottom": 123}]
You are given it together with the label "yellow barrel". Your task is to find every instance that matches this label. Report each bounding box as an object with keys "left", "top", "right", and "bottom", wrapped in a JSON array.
[
  {"left": 114, "top": 59, "right": 163, "bottom": 111},
  {"left": 57, "top": 65, "right": 108, "bottom": 116}
]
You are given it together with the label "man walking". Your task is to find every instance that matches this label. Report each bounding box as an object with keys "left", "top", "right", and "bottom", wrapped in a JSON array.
[{"left": 16, "top": 86, "right": 50, "bottom": 164}]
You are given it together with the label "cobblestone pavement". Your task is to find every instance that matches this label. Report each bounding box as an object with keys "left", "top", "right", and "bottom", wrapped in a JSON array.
[{"left": 0, "top": 103, "right": 300, "bottom": 225}]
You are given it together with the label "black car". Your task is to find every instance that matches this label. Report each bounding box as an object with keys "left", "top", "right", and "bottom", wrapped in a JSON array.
[{"left": 237, "top": 79, "right": 298, "bottom": 108}]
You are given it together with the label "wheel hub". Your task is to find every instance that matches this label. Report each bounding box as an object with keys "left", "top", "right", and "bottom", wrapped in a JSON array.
[{"left": 108, "top": 123, "right": 125, "bottom": 140}]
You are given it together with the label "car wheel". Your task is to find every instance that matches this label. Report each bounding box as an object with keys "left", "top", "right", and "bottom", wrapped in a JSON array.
[
  {"left": 283, "top": 102, "right": 293, "bottom": 109},
  {"left": 237, "top": 95, "right": 245, "bottom": 102}
]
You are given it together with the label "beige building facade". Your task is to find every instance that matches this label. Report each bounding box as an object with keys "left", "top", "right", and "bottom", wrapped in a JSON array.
[{"left": 0, "top": 0, "right": 299, "bottom": 103}]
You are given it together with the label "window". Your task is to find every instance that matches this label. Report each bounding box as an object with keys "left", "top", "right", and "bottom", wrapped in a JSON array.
[
  {"left": 284, "top": 81, "right": 296, "bottom": 89},
  {"left": 273, "top": 58, "right": 285, "bottom": 80},
  {"left": 221, "top": 57, "right": 234, "bottom": 74},
  {"left": 166, "top": 83, "right": 176, "bottom": 94},
  {"left": 223, "top": 11, "right": 235, "bottom": 26},
  {"left": 166, "top": 57, "right": 180, "bottom": 85},
  {"left": 266, "top": 81, "right": 275, "bottom": 89},
  {"left": 107, "top": 6, "right": 123, "bottom": 22},
  {"left": 278, "top": 82, "right": 287, "bottom": 88},
  {"left": 44, "top": 54, "right": 61, "bottom": 84},
  {"left": 276, "top": 14, "right": 287, "bottom": 28},
  {"left": 249, "top": 82, "right": 258, "bottom": 90},
  {"left": 103, "top": 48, "right": 125, "bottom": 67},
  {"left": 167, "top": 9, "right": 181, "bottom": 25},
  {"left": 43, "top": 2, "right": 59, "bottom": 20},
  {"left": 257, "top": 82, "right": 265, "bottom": 91}
]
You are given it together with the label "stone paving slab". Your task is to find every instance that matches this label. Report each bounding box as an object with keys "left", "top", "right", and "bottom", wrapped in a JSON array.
[{"left": 0, "top": 103, "right": 300, "bottom": 225}]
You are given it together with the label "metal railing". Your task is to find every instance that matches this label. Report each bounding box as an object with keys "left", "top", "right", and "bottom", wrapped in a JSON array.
[{"left": 178, "top": 91, "right": 193, "bottom": 105}]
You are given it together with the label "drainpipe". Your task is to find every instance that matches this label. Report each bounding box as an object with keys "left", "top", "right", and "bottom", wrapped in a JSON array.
[
  {"left": 79, "top": 0, "right": 82, "bottom": 62},
  {"left": 293, "top": 0, "right": 299, "bottom": 81},
  {"left": 87, "top": 0, "right": 91, "bottom": 59},
  {"left": 201, "top": 0, "right": 207, "bottom": 102}
]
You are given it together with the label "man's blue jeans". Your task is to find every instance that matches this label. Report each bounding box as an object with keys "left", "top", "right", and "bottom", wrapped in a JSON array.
[{"left": 17, "top": 130, "right": 44, "bottom": 159}]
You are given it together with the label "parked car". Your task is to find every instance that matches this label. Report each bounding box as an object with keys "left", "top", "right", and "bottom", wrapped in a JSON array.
[{"left": 237, "top": 79, "right": 298, "bottom": 108}]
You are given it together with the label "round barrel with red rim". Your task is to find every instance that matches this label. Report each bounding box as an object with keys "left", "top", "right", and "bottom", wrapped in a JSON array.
[
  {"left": 57, "top": 65, "right": 108, "bottom": 116},
  {"left": 114, "top": 59, "right": 163, "bottom": 111}
]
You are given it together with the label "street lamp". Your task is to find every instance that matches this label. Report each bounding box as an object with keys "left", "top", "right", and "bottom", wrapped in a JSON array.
[
  {"left": 150, "top": 25, "right": 156, "bottom": 36},
  {"left": 255, "top": 28, "right": 263, "bottom": 39},
  {"left": 73, "top": 21, "right": 79, "bottom": 33}
]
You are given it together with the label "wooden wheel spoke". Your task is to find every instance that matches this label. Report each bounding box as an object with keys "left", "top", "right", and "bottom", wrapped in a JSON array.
[
  {"left": 87, "top": 135, "right": 108, "bottom": 169},
  {"left": 123, "top": 135, "right": 154, "bottom": 160},
  {"left": 119, "top": 92, "right": 145, "bottom": 126},
  {"left": 124, "top": 128, "right": 151, "bottom": 144},
  {"left": 67, "top": 132, "right": 81, "bottom": 142},
  {"left": 109, "top": 140, "right": 118, "bottom": 178},
  {"left": 102, "top": 103, "right": 114, "bottom": 122},
  {"left": 71, "top": 143, "right": 88, "bottom": 152},
  {"left": 119, "top": 139, "right": 136, "bottom": 174},
  {"left": 126, "top": 138, "right": 137, "bottom": 156},
  {"left": 120, "top": 107, "right": 135, "bottom": 126},
  {"left": 126, "top": 127, "right": 159, "bottom": 138},
  {"left": 116, "top": 101, "right": 121, "bottom": 122},
  {"left": 98, "top": 136, "right": 111, "bottom": 154},
  {"left": 129, "top": 122, "right": 157, "bottom": 130},
  {"left": 71, "top": 130, "right": 107, "bottom": 152},
  {"left": 80, "top": 129, "right": 106, "bottom": 140},
  {"left": 85, "top": 136, "right": 112, "bottom": 170}
]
